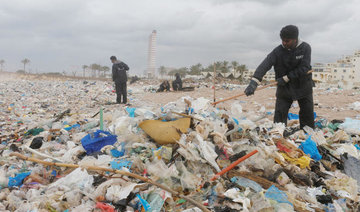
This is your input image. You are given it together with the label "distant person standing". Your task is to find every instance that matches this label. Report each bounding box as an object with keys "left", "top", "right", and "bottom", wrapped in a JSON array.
[{"left": 110, "top": 56, "right": 129, "bottom": 104}]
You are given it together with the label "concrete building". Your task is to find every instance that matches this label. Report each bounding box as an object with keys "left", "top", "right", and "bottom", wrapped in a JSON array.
[
  {"left": 313, "top": 50, "right": 360, "bottom": 86},
  {"left": 147, "top": 30, "right": 157, "bottom": 78},
  {"left": 242, "top": 69, "right": 275, "bottom": 82},
  {"left": 312, "top": 63, "right": 333, "bottom": 82}
]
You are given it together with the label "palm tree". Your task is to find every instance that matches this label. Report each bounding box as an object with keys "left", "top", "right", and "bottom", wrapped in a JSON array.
[
  {"left": 177, "top": 67, "right": 188, "bottom": 78},
  {"left": 82, "top": 65, "right": 88, "bottom": 77},
  {"left": 0, "top": 60, "right": 4, "bottom": 72},
  {"left": 204, "top": 63, "right": 215, "bottom": 73},
  {"left": 158, "top": 66, "right": 167, "bottom": 76},
  {"left": 21, "top": 58, "right": 30, "bottom": 73},
  {"left": 102, "top": 66, "right": 110, "bottom": 77},
  {"left": 221, "top": 60, "right": 230, "bottom": 73},
  {"left": 237, "top": 64, "right": 247, "bottom": 82},
  {"left": 189, "top": 63, "right": 202, "bottom": 75},
  {"left": 215, "top": 61, "right": 222, "bottom": 71},
  {"left": 231, "top": 61, "right": 239, "bottom": 76},
  {"left": 90, "top": 63, "right": 101, "bottom": 78}
]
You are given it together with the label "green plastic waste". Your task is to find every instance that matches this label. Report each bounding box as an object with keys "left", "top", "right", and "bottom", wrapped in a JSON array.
[{"left": 25, "top": 128, "right": 44, "bottom": 136}]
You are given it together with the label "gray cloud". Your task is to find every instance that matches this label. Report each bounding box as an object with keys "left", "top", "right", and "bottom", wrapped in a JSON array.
[{"left": 0, "top": 0, "right": 359, "bottom": 74}]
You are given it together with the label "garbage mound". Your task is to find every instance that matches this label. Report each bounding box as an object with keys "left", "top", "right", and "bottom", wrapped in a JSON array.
[{"left": 0, "top": 78, "right": 359, "bottom": 211}]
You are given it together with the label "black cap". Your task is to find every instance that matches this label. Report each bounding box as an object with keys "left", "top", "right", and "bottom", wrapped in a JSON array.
[
  {"left": 110, "top": 56, "right": 117, "bottom": 60},
  {"left": 280, "top": 25, "right": 299, "bottom": 40}
]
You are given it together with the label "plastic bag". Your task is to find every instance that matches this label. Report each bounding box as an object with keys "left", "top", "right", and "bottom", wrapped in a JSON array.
[
  {"left": 195, "top": 134, "right": 221, "bottom": 172},
  {"left": 298, "top": 136, "right": 322, "bottom": 161},
  {"left": 175, "top": 161, "right": 201, "bottom": 190},
  {"left": 339, "top": 118, "right": 360, "bottom": 135},
  {"left": 126, "top": 107, "right": 136, "bottom": 117},
  {"left": 231, "top": 176, "right": 262, "bottom": 192},
  {"left": 230, "top": 102, "right": 243, "bottom": 117},
  {"left": 105, "top": 182, "right": 138, "bottom": 202},
  {"left": 81, "top": 130, "right": 117, "bottom": 154},
  {"left": 265, "top": 185, "right": 293, "bottom": 207},
  {"left": 303, "top": 126, "right": 327, "bottom": 145},
  {"left": 95, "top": 202, "right": 115, "bottom": 212},
  {"left": 288, "top": 112, "right": 316, "bottom": 120},
  {"left": 8, "top": 172, "right": 31, "bottom": 187},
  {"left": 341, "top": 154, "right": 360, "bottom": 189},
  {"left": 110, "top": 159, "right": 132, "bottom": 171},
  {"left": 223, "top": 188, "right": 251, "bottom": 210},
  {"left": 49, "top": 168, "right": 94, "bottom": 193}
]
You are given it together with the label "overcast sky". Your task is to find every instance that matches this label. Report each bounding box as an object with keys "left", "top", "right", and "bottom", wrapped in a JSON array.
[{"left": 1, "top": 0, "right": 360, "bottom": 75}]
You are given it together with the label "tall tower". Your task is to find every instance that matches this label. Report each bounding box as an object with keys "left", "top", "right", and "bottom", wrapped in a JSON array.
[{"left": 147, "top": 30, "right": 157, "bottom": 78}]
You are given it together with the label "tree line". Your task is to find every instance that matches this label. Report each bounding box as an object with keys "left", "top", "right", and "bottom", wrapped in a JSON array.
[
  {"left": 0, "top": 58, "right": 111, "bottom": 78},
  {"left": 81, "top": 64, "right": 110, "bottom": 78},
  {"left": 158, "top": 60, "right": 248, "bottom": 79},
  {"left": 0, "top": 58, "right": 31, "bottom": 73}
]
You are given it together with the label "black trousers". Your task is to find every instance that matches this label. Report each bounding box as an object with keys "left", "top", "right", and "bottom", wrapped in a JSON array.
[
  {"left": 115, "top": 82, "right": 127, "bottom": 104},
  {"left": 274, "top": 91, "right": 314, "bottom": 129}
]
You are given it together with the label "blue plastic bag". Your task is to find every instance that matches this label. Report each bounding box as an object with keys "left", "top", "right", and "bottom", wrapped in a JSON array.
[
  {"left": 288, "top": 113, "right": 299, "bottom": 120},
  {"left": 299, "top": 136, "right": 322, "bottom": 161},
  {"left": 110, "top": 149, "right": 123, "bottom": 158},
  {"left": 81, "top": 130, "right": 117, "bottom": 154},
  {"left": 265, "top": 185, "right": 293, "bottom": 206},
  {"left": 126, "top": 107, "right": 136, "bottom": 118},
  {"left": 288, "top": 112, "right": 317, "bottom": 120},
  {"left": 8, "top": 172, "right": 31, "bottom": 187}
]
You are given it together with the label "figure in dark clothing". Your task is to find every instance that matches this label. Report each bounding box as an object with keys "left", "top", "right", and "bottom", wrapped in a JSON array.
[
  {"left": 110, "top": 56, "right": 129, "bottom": 104},
  {"left": 244, "top": 25, "right": 314, "bottom": 129},
  {"left": 172, "top": 73, "right": 182, "bottom": 91},
  {"left": 130, "top": 75, "right": 139, "bottom": 84},
  {"left": 157, "top": 80, "right": 170, "bottom": 92}
]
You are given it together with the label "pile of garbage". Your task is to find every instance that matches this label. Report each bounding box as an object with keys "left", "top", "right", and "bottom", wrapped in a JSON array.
[{"left": 0, "top": 77, "right": 359, "bottom": 211}]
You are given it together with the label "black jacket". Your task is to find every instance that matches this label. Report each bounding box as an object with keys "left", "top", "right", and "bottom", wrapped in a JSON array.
[
  {"left": 112, "top": 61, "right": 129, "bottom": 83},
  {"left": 253, "top": 41, "right": 313, "bottom": 100}
]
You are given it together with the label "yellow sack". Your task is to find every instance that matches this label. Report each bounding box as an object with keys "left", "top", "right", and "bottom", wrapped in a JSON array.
[{"left": 139, "top": 118, "right": 190, "bottom": 145}]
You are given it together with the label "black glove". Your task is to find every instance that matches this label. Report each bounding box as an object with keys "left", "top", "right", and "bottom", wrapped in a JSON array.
[
  {"left": 244, "top": 80, "right": 258, "bottom": 96},
  {"left": 276, "top": 77, "right": 287, "bottom": 86}
]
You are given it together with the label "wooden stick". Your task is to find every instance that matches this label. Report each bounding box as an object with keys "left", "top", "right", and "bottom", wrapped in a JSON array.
[
  {"left": 9, "top": 152, "right": 211, "bottom": 212},
  {"left": 172, "top": 111, "right": 202, "bottom": 121},
  {"left": 212, "top": 70, "right": 314, "bottom": 105},
  {"left": 212, "top": 82, "right": 277, "bottom": 105}
]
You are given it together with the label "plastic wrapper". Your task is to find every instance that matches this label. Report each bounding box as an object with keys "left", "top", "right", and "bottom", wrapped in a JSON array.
[
  {"left": 105, "top": 182, "right": 139, "bottom": 202},
  {"left": 175, "top": 161, "right": 201, "bottom": 190}
]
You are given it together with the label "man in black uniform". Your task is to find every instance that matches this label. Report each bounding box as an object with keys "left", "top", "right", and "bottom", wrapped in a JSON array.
[
  {"left": 110, "top": 56, "right": 129, "bottom": 104},
  {"left": 244, "top": 25, "right": 314, "bottom": 129}
]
